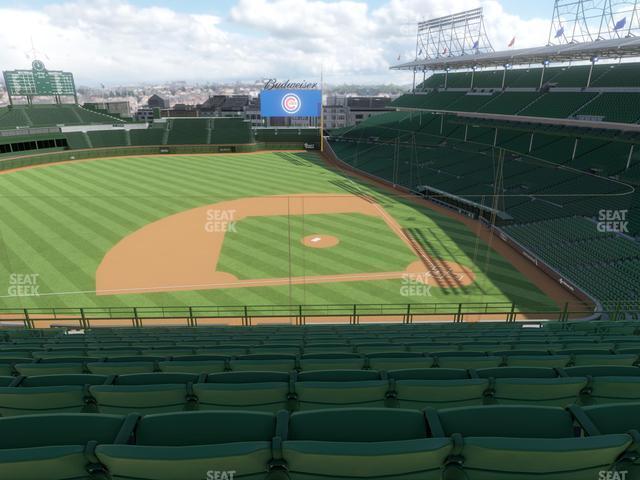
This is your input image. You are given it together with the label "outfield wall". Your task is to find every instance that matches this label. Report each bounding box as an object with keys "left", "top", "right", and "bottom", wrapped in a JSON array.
[{"left": 0, "top": 143, "right": 309, "bottom": 171}]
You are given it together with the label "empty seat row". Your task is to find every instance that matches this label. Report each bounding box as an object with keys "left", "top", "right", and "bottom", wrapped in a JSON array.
[
  {"left": 1, "top": 367, "right": 640, "bottom": 416},
  {"left": 1, "top": 352, "right": 637, "bottom": 376},
  {"left": 2, "top": 404, "right": 639, "bottom": 479}
]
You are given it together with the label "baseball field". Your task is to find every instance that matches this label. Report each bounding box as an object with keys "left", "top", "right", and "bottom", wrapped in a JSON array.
[{"left": 0, "top": 151, "right": 565, "bottom": 310}]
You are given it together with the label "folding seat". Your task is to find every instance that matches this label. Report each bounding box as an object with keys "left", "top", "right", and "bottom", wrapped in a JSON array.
[
  {"left": 96, "top": 410, "right": 275, "bottom": 480},
  {"left": 387, "top": 368, "right": 471, "bottom": 380},
  {"left": 0, "top": 377, "right": 13, "bottom": 387},
  {"left": 564, "top": 366, "right": 640, "bottom": 377},
  {"left": 282, "top": 408, "right": 452, "bottom": 479},
  {"left": 87, "top": 348, "right": 141, "bottom": 357},
  {"left": 15, "top": 361, "right": 87, "bottom": 376},
  {"left": 571, "top": 354, "right": 637, "bottom": 366},
  {"left": 158, "top": 355, "right": 228, "bottom": 374},
  {"left": 355, "top": 343, "right": 407, "bottom": 354},
  {"left": 391, "top": 374, "right": 488, "bottom": 409},
  {"left": 0, "top": 413, "right": 133, "bottom": 480},
  {"left": 250, "top": 345, "right": 301, "bottom": 355},
  {"left": 194, "top": 371, "right": 290, "bottom": 412},
  {"left": 476, "top": 367, "right": 559, "bottom": 379},
  {"left": 140, "top": 347, "right": 195, "bottom": 356},
  {"left": 293, "top": 370, "right": 389, "bottom": 410},
  {"left": 436, "top": 356, "right": 502, "bottom": 369},
  {"left": 505, "top": 354, "right": 570, "bottom": 368},
  {"left": 299, "top": 353, "right": 365, "bottom": 371},
  {"left": 87, "top": 360, "right": 156, "bottom": 375},
  {"left": 0, "top": 374, "right": 109, "bottom": 416},
  {"left": 0, "top": 358, "right": 29, "bottom": 376},
  {"left": 367, "top": 353, "right": 433, "bottom": 371},
  {"left": 478, "top": 369, "right": 587, "bottom": 406},
  {"left": 90, "top": 372, "right": 199, "bottom": 415},
  {"left": 578, "top": 375, "right": 640, "bottom": 405},
  {"left": 229, "top": 354, "right": 297, "bottom": 372},
  {"left": 302, "top": 343, "right": 353, "bottom": 354},
  {"left": 195, "top": 345, "right": 249, "bottom": 356},
  {"left": 426, "top": 405, "right": 633, "bottom": 480}
]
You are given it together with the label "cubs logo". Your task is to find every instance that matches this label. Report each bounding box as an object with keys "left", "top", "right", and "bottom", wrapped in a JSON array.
[{"left": 281, "top": 93, "right": 301, "bottom": 114}]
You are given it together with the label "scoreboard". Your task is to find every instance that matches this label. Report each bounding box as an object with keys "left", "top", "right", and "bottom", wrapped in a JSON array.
[{"left": 3, "top": 60, "right": 77, "bottom": 103}]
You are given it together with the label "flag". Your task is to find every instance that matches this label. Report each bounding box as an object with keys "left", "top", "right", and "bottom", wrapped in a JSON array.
[
  {"left": 442, "top": 47, "right": 448, "bottom": 55},
  {"left": 472, "top": 40, "right": 480, "bottom": 49},
  {"left": 614, "top": 17, "right": 627, "bottom": 31},
  {"left": 508, "top": 36, "right": 516, "bottom": 47},
  {"left": 397, "top": 54, "right": 401, "bottom": 61},
  {"left": 418, "top": 48, "right": 423, "bottom": 56},
  {"left": 555, "top": 26, "right": 565, "bottom": 38},
  {"left": 100, "top": 83, "right": 105, "bottom": 89}
]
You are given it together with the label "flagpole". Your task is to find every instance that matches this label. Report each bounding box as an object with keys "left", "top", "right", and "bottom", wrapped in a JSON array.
[{"left": 320, "top": 65, "right": 324, "bottom": 153}]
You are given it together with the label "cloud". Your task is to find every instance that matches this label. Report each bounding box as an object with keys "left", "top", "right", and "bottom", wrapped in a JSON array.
[{"left": 0, "top": 0, "right": 550, "bottom": 85}]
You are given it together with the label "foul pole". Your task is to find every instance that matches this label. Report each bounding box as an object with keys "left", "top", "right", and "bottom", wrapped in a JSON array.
[{"left": 320, "top": 66, "right": 324, "bottom": 153}]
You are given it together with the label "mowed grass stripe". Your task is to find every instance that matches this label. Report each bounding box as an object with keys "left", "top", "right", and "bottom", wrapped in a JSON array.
[{"left": 0, "top": 152, "right": 558, "bottom": 308}]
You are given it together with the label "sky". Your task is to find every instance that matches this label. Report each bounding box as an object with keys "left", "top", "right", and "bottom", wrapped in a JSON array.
[{"left": 0, "top": 0, "right": 557, "bottom": 86}]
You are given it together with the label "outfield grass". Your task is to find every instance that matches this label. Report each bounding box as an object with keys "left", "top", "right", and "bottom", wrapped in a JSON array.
[{"left": 0, "top": 151, "right": 557, "bottom": 309}]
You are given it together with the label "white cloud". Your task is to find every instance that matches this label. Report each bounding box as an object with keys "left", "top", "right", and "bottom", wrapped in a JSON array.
[{"left": 0, "top": 0, "right": 550, "bottom": 85}]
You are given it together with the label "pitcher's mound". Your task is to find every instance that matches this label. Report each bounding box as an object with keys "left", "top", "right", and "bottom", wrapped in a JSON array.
[{"left": 302, "top": 234, "right": 339, "bottom": 248}]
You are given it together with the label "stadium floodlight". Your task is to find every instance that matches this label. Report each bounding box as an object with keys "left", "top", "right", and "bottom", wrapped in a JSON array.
[
  {"left": 591, "top": 55, "right": 600, "bottom": 63},
  {"left": 548, "top": 0, "right": 640, "bottom": 45},
  {"left": 543, "top": 59, "right": 551, "bottom": 66},
  {"left": 414, "top": 8, "right": 494, "bottom": 62}
]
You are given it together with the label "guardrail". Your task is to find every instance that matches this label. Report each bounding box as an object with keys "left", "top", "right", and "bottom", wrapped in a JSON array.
[{"left": 0, "top": 301, "right": 619, "bottom": 329}]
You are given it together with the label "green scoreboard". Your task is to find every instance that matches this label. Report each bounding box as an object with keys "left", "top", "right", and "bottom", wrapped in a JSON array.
[{"left": 3, "top": 60, "right": 77, "bottom": 104}]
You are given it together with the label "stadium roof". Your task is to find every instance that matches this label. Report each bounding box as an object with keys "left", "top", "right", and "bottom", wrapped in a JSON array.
[{"left": 391, "top": 37, "right": 640, "bottom": 71}]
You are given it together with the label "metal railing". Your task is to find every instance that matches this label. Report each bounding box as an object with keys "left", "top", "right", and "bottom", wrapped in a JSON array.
[{"left": 0, "top": 300, "right": 617, "bottom": 329}]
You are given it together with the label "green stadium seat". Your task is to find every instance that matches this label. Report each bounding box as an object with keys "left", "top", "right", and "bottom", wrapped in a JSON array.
[
  {"left": 476, "top": 367, "right": 559, "bottom": 378},
  {"left": 505, "top": 355, "right": 570, "bottom": 368},
  {"left": 387, "top": 368, "right": 471, "bottom": 380},
  {"left": 90, "top": 373, "right": 198, "bottom": 414},
  {"left": 87, "top": 361, "right": 156, "bottom": 375},
  {"left": 436, "top": 356, "right": 502, "bottom": 369},
  {"left": 298, "top": 354, "right": 365, "bottom": 371},
  {"left": 564, "top": 366, "right": 640, "bottom": 377},
  {"left": 427, "top": 405, "right": 633, "bottom": 479},
  {"left": 367, "top": 353, "right": 433, "bottom": 370},
  {"left": 0, "top": 377, "right": 14, "bottom": 387},
  {"left": 283, "top": 408, "right": 451, "bottom": 480},
  {"left": 229, "top": 354, "right": 296, "bottom": 372},
  {"left": 194, "top": 371, "right": 290, "bottom": 412},
  {"left": 571, "top": 354, "right": 637, "bottom": 366},
  {"left": 488, "top": 377, "right": 587, "bottom": 406},
  {"left": 392, "top": 377, "right": 488, "bottom": 409},
  {"left": 96, "top": 411, "right": 275, "bottom": 480},
  {"left": 0, "top": 413, "right": 133, "bottom": 480},
  {"left": 293, "top": 371, "right": 389, "bottom": 411},
  {"left": 571, "top": 403, "right": 640, "bottom": 477},
  {"left": 14, "top": 362, "right": 86, "bottom": 376},
  {"left": 0, "top": 374, "right": 107, "bottom": 416}
]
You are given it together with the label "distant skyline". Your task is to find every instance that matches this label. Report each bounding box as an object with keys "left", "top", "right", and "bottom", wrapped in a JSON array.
[{"left": 0, "top": 0, "right": 555, "bottom": 85}]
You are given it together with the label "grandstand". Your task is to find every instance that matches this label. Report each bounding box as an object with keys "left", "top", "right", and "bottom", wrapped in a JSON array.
[{"left": 1, "top": 321, "right": 640, "bottom": 478}]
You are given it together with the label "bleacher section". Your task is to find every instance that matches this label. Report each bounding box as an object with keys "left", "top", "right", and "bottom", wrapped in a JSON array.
[
  {"left": 2, "top": 322, "right": 640, "bottom": 478},
  {"left": 0, "top": 105, "right": 125, "bottom": 129}
]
